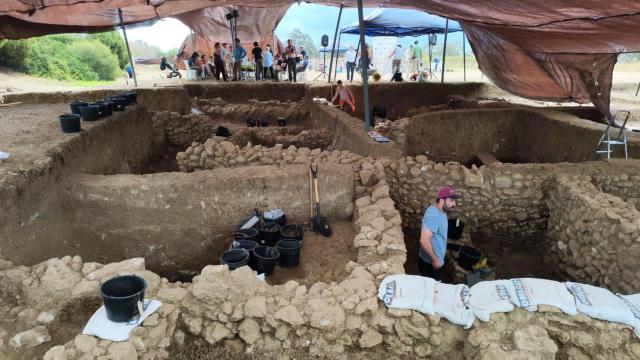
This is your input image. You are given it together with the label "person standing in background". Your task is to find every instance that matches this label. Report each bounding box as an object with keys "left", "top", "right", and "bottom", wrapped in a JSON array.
[
  {"left": 232, "top": 38, "right": 247, "bottom": 81},
  {"left": 344, "top": 45, "right": 357, "bottom": 81},
  {"left": 285, "top": 39, "right": 298, "bottom": 82},
  {"left": 252, "top": 41, "right": 264, "bottom": 81},
  {"left": 263, "top": 44, "right": 274, "bottom": 80},
  {"left": 213, "top": 42, "right": 228, "bottom": 81},
  {"left": 412, "top": 40, "right": 423, "bottom": 74},
  {"left": 387, "top": 44, "right": 403, "bottom": 77}
]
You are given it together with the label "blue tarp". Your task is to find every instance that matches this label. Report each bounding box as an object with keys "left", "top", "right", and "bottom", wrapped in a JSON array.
[{"left": 341, "top": 8, "right": 462, "bottom": 37}]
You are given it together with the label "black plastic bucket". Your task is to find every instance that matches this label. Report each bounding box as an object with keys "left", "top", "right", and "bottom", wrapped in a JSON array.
[
  {"left": 70, "top": 101, "right": 88, "bottom": 115},
  {"left": 264, "top": 214, "right": 286, "bottom": 226},
  {"left": 458, "top": 246, "right": 482, "bottom": 271},
  {"left": 448, "top": 218, "right": 465, "bottom": 240},
  {"left": 253, "top": 246, "right": 280, "bottom": 275},
  {"left": 234, "top": 228, "right": 259, "bottom": 242},
  {"left": 280, "top": 224, "right": 303, "bottom": 241},
  {"left": 96, "top": 101, "right": 112, "bottom": 117},
  {"left": 232, "top": 239, "right": 259, "bottom": 269},
  {"left": 120, "top": 92, "right": 135, "bottom": 105},
  {"left": 100, "top": 275, "right": 147, "bottom": 323},
  {"left": 59, "top": 113, "right": 81, "bottom": 133},
  {"left": 259, "top": 223, "right": 281, "bottom": 246},
  {"left": 220, "top": 248, "right": 250, "bottom": 270},
  {"left": 277, "top": 239, "right": 301, "bottom": 267},
  {"left": 79, "top": 105, "right": 99, "bottom": 121},
  {"left": 91, "top": 102, "right": 107, "bottom": 118},
  {"left": 109, "top": 97, "right": 127, "bottom": 111},
  {"left": 124, "top": 91, "right": 137, "bottom": 104}
]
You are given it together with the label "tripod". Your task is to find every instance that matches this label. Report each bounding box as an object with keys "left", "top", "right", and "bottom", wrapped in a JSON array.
[{"left": 313, "top": 51, "right": 328, "bottom": 81}]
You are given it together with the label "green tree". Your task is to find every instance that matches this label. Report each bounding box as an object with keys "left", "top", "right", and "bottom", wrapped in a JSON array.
[
  {"left": 164, "top": 48, "right": 178, "bottom": 59},
  {"left": 68, "top": 40, "right": 120, "bottom": 80},
  {"left": 287, "top": 28, "right": 318, "bottom": 58},
  {"left": 89, "top": 31, "right": 128, "bottom": 69}
]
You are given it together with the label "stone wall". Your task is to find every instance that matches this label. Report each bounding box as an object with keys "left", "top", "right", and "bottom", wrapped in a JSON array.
[
  {"left": 546, "top": 176, "right": 640, "bottom": 294},
  {"left": 383, "top": 157, "right": 548, "bottom": 234},
  {"left": 195, "top": 97, "right": 308, "bottom": 126},
  {"left": 61, "top": 165, "right": 354, "bottom": 277}
]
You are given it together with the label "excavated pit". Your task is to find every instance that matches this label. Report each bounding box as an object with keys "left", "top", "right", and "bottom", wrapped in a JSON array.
[{"left": 3, "top": 83, "right": 640, "bottom": 359}]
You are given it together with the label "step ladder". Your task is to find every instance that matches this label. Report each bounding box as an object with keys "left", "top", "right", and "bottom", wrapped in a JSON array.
[{"left": 596, "top": 110, "right": 631, "bottom": 159}]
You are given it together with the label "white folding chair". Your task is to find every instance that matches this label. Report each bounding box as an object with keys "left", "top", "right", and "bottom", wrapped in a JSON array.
[{"left": 183, "top": 60, "right": 198, "bottom": 81}]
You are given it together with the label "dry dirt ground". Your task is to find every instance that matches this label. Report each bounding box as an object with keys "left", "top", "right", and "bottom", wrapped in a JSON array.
[{"left": 268, "top": 221, "right": 357, "bottom": 286}]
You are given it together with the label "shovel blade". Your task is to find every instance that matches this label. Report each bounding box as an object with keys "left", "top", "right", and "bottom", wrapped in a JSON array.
[{"left": 312, "top": 216, "right": 332, "bottom": 237}]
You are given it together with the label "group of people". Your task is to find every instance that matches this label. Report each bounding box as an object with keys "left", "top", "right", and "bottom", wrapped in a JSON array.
[
  {"left": 186, "top": 38, "right": 308, "bottom": 82},
  {"left": 342, "top": 44, "right": 373, "bottom": 82},
  {"left": 386, "top": 40, "right": 440, "bottom": 82}
]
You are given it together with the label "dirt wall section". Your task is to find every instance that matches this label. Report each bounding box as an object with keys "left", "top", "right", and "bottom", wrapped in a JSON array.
[
  {"left": 405, "top": 108, "right": 640, "bottom": 163},
  {"left": 0, "top": 106, "right": 159, "bottom": 267},
  {"left": 305, "top": 82, "right": 488, "bottom": 120},
  {"left": 61, "top": 165, "right": 354, "bottom": 276}
]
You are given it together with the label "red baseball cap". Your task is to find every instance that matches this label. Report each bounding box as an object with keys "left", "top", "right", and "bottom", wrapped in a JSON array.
[{"left": 436, "top": 186, "right": 461, "bottom": 200}]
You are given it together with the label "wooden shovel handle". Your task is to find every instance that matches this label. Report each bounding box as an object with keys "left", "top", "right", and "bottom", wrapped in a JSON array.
[{"left": 314, "top": 178, "right": 320, "bottom": 203}]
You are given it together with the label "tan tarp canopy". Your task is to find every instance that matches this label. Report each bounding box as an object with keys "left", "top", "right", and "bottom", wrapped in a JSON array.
[{"left": 3, "top": 1, "right": 640, "bottom": 116}]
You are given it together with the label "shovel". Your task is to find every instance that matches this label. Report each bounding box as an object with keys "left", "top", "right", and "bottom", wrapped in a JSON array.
[{"left": 310, "top": 164, "right": 332, "bottom": 237}]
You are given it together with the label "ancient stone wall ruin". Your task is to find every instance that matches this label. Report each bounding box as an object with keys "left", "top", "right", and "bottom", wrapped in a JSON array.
[{"left": 546, "top": 176, "right": 640, "bottom": 294}]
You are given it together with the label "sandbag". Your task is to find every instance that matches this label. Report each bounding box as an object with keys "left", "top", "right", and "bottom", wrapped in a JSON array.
[
  {"left": 617, "top": 294, "right": 640, "bottom": 338},
  {"left": 378, "top": 275, "right": 436, "bottom": 315},
  {"left": 468, "top": 280, "right": 515, "bottom": 322},
  {"left": 506, "top": 278, "right": 577, "bottom": 315},
  {"left": 433, "top": 283, "right": 475, "bottom": 328},
  {"left": 566, "top": 282, "right": 635, "bottom": 326}
]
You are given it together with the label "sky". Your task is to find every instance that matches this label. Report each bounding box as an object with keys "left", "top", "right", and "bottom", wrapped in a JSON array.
[{"left": 123, "top": 3, "right": 467, "bottom": 53}]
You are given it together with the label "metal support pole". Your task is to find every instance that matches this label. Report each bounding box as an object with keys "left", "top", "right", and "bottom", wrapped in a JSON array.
[
  {"left": 356, "top": 0, "right": 370, "bottom": 132},
  {"left": 462, "top": 32, "right": 466, "bottom": 82},
  {"left": 328, "top": 4, "right": 343, "bottom": 83},
  {"left": 441, "top": 19, "right": 449, "bottom": 84},
  {"left": 118, "top": 8, "right": 137, "bottom": 87},
  {"left": 351, "top": 41, "right": 361, "bottom": 83},
  {"left": 636, "top": 82, "right": 640, "bottom": 97},
  {"left": 333, "top": 32, "right": 342, "bottom": 82}
]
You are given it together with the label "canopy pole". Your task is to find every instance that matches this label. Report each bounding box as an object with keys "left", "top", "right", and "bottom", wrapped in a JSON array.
[
  {"left": 328, "top": 4, "right": 343, "bottom": 83},
  {"left": 333, "top": 32, "right": 342, "bottom": 82},
  {"left": 441, "top": 19, "right": 448, "bottom": 84},
  {"left": 356, "top": 0, "right": 370, "bottom": 132},
  {"left": 118, "top": 8, "right": 137, "bottom": 87},
  {"left": 351, "top": 41, "right": 361, "bottom": 84},
  {"left": 462, "top": 32, "right": 466, "bottom": 82}
]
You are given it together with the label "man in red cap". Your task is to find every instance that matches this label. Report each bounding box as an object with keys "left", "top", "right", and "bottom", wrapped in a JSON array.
[{"left": 418, "top": 186, "right": 460, "bottom": 281}]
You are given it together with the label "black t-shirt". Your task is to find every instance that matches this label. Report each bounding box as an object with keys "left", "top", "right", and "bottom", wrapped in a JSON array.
[{"left": 252, "top": 47, "right": 263, "bottom": 60}]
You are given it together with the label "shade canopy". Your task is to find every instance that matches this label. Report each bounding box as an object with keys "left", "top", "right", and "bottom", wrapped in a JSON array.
[
  {"left": 341, "top": 8, "right": 462, "bottom": 37},
  {"left": 3, "top": 1, "right": 640, "bottom": 117}
]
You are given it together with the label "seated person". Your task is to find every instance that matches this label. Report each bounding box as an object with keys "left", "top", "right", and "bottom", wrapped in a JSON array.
[
  {"left": 331, "top": 80, "right": 356, "bottom": 113},
  {"left": 188, "top": 52, "right": 203, "bottom": 74},
  {"left": 296, "top": 59, "right": 309, "bottom": 73},
  {"left": 274, "top": 54, "right": 287, "bottom": 81}
]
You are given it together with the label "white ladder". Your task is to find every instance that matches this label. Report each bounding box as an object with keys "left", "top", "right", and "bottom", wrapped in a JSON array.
[{"left": 596, "top": 110, "right": 630, "bottom": 159}]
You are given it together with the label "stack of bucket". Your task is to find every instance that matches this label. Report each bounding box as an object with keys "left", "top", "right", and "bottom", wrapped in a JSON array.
[
  {"left": 220, "top": 211, "right": 304, "bottom": 276},
  {"left": 59, "top": 91, "right": 137, "bottom": 133}
]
